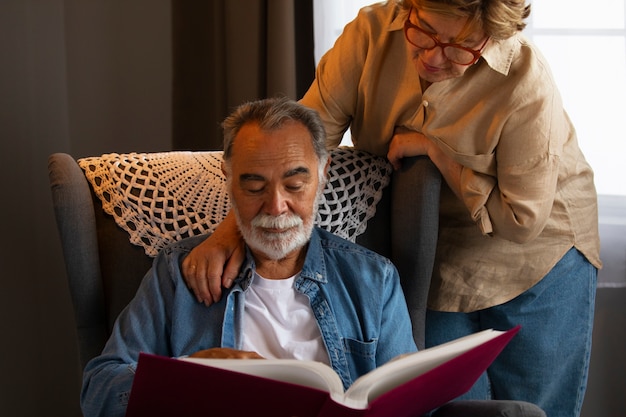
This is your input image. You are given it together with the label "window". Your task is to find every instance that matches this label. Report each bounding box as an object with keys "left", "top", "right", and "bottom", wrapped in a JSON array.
[{"left": 313, "top": 0, "right": 626, "bottom": 196}]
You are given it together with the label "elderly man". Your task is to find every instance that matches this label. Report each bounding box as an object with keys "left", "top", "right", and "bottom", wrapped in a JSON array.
[{"left": 80, "top": 97, "right": 417, "bottom": 417}]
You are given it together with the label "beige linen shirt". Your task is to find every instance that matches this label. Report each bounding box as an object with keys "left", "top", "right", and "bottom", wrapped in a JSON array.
[{"left": 301, "top": 1, "right": 602, "bottom": 312}]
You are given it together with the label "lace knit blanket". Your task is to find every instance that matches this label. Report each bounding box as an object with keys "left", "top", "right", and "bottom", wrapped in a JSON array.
[{"left": 78, "top": 148, "right": 392, "bottom": 257}]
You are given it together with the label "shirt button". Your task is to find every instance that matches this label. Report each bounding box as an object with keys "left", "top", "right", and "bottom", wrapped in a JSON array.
[{"left": 422, "top": 100, "right": 429, "bottom": 107}]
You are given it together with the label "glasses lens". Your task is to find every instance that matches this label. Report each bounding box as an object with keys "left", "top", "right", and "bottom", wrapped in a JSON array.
[
  {"left": 443, "top": 46, "right": 475, "bottom": 65},
  {"left": 406, "top": 27, "right": 435, "bottom": 49}
]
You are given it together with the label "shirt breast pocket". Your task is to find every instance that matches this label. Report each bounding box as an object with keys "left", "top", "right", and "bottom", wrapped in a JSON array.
[{"left": 342, "top": 337, "right": 378, "bottom": 379}]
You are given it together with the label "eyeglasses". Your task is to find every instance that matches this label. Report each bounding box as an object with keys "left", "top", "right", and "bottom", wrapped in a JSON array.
[{"left": 403, "top": 8, "right": 489, "bottom": 65}]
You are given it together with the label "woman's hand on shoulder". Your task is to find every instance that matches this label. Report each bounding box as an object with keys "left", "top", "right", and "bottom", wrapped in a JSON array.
[{"left": 182, "top": 211, "right": 245, "bottom": 306}]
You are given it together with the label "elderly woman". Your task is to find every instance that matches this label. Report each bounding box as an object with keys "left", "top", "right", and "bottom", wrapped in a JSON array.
[{"left": 184, "top": 2, "right": 601, "bottom": 416}]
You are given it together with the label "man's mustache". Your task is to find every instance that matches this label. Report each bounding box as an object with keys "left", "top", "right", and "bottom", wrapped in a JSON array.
[{"left": 251, "top": 213, "right": 303, "bottom": 230}]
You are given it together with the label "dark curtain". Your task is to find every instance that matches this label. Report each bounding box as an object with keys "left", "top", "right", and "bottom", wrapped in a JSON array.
[{"left": 172, "top": 0, "right": 314, "bottom": 151}]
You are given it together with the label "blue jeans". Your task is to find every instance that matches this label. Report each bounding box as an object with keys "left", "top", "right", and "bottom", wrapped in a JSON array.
[{"left": 426, "top": 248, "right": 597, "bottom": 417}]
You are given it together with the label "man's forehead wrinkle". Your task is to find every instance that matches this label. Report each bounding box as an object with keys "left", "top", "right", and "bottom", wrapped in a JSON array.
[
  {"left": 238, "top": 166, "right": 311, "bottom": 183},
  {"left": 229, "top": 121, "right": 319, "bottom": 184}
]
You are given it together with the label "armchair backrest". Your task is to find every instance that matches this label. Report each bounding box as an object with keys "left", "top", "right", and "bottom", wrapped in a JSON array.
[{"left": 48, "top": 149, "right": 440, "bottom": 369}]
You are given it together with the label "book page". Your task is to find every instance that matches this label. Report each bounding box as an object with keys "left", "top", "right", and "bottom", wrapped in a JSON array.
[
  {"left": 180, "top": 358, "right": 345, "bottom": 395},
  {"left": 344, "top": 329, "right": 505, "bottom": 407},
  {"left": 177, "top": 327, "right": 517, "bottom": 412}
]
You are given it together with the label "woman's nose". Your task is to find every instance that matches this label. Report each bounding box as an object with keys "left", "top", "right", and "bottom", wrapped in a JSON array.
[{"left": 422, "top": 45, "right": 447, "bottom": 65}]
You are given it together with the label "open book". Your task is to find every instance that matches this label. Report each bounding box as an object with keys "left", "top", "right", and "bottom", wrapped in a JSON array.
[{"left": 125, "top": 326, "right": 519, "bottom": 417}]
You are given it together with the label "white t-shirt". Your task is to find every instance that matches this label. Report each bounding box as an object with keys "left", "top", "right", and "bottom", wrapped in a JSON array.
[{"left": 242, "top": 272, "right": 330, "bottom": 365}]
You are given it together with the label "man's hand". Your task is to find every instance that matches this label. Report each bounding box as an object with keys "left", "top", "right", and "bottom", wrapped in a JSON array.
[
  {"left": 387, "top": 126, "right": 431, "bottom": 170},
  {"left": 188, "top": 347, "right": 264, "bottom": 360},
  {"left": 182, "top": 210, "right": 245, "bottom": 306}
]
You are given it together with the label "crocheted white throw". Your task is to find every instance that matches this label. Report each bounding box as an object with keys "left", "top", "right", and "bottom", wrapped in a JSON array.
[{"left": 78, "top": 147, "right": 392, "bottom": 257}]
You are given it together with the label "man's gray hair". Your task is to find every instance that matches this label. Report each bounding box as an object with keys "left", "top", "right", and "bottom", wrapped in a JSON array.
[{"left": 222, "top": 97, "right": 329, "bottom": 172}]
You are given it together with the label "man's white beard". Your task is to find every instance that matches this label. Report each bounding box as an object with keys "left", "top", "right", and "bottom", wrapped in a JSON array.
[{"left": 237, "top": 211, "right": 314, "bottom": 260}]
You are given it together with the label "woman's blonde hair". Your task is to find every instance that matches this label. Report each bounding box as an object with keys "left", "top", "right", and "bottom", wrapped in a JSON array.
[{"left": 401, "top": 0, "right": 531, "bottom": 40}]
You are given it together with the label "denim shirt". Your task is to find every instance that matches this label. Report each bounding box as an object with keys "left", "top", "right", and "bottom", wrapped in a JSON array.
[{"left": 81, "top": 227, "right": 417, "bottom": 417}]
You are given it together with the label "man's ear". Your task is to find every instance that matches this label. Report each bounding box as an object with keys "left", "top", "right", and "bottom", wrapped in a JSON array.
[
  {"left": 324, "top": 156, "right": 331, "bottom": 178},
  {"left": 322, "top": 156, "right": 331, "bottom": 185}
]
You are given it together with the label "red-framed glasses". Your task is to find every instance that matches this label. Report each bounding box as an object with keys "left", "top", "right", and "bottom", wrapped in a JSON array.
[{"left": 404, "top": 8, "right": 489, "bottom": 65}]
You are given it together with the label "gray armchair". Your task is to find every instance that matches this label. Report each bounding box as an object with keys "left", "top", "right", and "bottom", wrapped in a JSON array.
[
  {"left": 48, "top": 149, "right": 441, "bottom": 369},
  {"left": 49, "top": 148, "right": 548, "bottom": 417}
]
